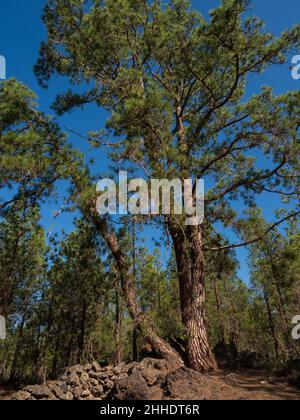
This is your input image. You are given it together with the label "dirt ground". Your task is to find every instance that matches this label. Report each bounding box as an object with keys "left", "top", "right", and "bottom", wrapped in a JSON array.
[
  {"left": 0, "top": 386, "right": 17, "bottom": 400},
  {"left": 206, "top": 370, "right": 300, "bottom": 400},
  {"left": 1, "top": 369, "right": 300, "bottom": 401}
]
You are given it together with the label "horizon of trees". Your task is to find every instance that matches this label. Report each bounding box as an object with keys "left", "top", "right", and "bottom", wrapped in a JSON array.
[{"left": 0, "top": 204, "right": 299, "bottom": 383}]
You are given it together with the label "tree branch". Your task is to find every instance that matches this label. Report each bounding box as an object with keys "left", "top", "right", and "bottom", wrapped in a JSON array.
[{"left": 206, "top": 211, "right": 300, "bottom": 251}]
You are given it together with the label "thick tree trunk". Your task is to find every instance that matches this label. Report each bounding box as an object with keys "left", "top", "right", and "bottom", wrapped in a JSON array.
[{"left": 170, "top": 223, "right": 217, "bottom": 372}]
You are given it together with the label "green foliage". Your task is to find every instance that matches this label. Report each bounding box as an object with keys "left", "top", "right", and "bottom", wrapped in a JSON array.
[
  {"left": 1, "top": 0, "right": 300, "bottom": 382},
  {"left": 34, "top": 0, "right": 300, "bottom": 268},
  {"left": 249, "top": 220, "right": 300, "bottom": 360},
  {"left": 0, "top": 79, "right": 75, "bottom": 219}
]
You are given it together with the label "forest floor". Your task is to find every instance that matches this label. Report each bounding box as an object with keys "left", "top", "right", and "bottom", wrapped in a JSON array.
[
  {"left": 207, "top": 369, "right": 300, "bottom": 400},
  {"left": 0, "top": 385, "right": 17, "bottom": 400},
  {"left": 2, "top": 362, "right": 300, "bottom": 401}
]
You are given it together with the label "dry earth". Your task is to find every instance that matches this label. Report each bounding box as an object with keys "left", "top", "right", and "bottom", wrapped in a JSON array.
[{"left": 1, "top": 358, "right": 299, "bottom": 401}]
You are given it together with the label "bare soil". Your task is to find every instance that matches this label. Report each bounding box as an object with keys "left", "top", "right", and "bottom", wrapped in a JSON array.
[
  {"left": 204, "top": 370, "right": 300, "bottom": 400},
  {"left": 0, "top": 385, "right": 17, "bottom": 400},
  {"left": 2, "top": 364, "right": 300, "bottom": 401}
]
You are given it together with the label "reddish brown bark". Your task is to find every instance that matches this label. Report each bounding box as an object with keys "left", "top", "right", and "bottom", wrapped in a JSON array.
[
  {"left": 114, "top": 270, "right": 123, "bottom": 365},
  {"left": 170, "top": 223, "right": 217, "bottom": 372}
]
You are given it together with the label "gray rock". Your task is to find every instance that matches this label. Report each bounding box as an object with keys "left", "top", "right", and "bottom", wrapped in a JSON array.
[
  {"left": 13, "top": 391, "right": 31, "bottom": 401},
  {"left": 141, "top": 368, "right": 159, "bottom": 386},
  {"left": 89, "top": 378, "right": 99, "bottom": 387},
  {"left": 98, "top": 372, "right": 109, "bottom": 380},
  {"left": 113, "top": 371, "right": 154, "bottom": 400},
  {"left": 80, "top": 371, "right": 89, "bottom": 383},
  {"left": 113, "top": 365, "right": 124, "bottom": 375},
  {"left": 92, "top": 385, "right": 104, "bottom": 397},
  {"left": 105, "top": 380, "right": 114, "bottom": 390},
  {"left": 68, "top": 371, "right": 80, "bottom": 387},
  {"left": 89, "top": 371, "right": 100, "bottom": 380},
  {"left": 23, "top": 385, "right": 35, "bottom": 394},
  {"left": 49, "top": 383, "right": 65, "bottom": 400},
  {"left": 31, "top": 385, "right": 52, "bottom": 399},
  {"left": 61, "top": 381, "right": 68, "bottom": 394},
  {"left": 65, "top": 391, "right": 74, "bottom": 401},
  {"left": 73, "top": 385, "right": 83, "bottom": 399},
  {"left": 81, "top": 389, "right": 91, "bottom": 398},
  {"left": 48, "top": 393, "right": 58, "bottom": 400},
  {"left": 72, "top": 364, "right": 84, "bottom": 374}
]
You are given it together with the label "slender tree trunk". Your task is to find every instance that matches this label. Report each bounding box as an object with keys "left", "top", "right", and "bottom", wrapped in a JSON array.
[
  {"left": 132, "top": 219, "right": 138, "bottom": 362},
  {"left": 212, "top": 268, "right": 226, "bottom": 344},
  {"left": 91, "top": 214, "right": 183, "bottom": 368},
  {"left": 262, "top": 280, "right": 280, "bottom": 359},
  {"left": 132, "top": 329, "right": 138, "bottom": 362},
  {"left": 10, "top": 313, "right": 26, "bottom": 382},
  {"left": 295, "top": 290, "right": 300, "bottom": 311},
  {"left": 264, "top": 243, "right": 299, "bottom": 356},
  {"left": 0, "top": 228, "right": 22, "bottom": 318},
  {"left": 114, "top": 268, "right": 123, "bottom": 365},
  {"left": 223, "top": 276, "right": 240, "bottom": 351},
  {"left": 77, "top": 295, "right": 87, "bottom": 363},
  {"left": 70, "top": 168, "right": 184, "bottom": 368},
  {"left": 170, "top": 223, "right": 217, "bottom": 371},
  {"left": 51, "top": 326, "right": 62, "bottom": 376}
]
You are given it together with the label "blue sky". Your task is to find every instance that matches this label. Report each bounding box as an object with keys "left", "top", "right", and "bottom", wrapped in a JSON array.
[{"left": 0, "top": 0, "right": 299, "bottom": 281}]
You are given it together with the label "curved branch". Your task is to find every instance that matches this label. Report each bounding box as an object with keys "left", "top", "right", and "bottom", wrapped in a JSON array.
[{"left": 206, "top": 211, "right": 300, "bottom": 252}]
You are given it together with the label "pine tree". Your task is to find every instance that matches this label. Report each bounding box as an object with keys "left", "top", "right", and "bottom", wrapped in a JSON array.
[
  {"left": 249, "top": 220, "right": 300, "bottom": 360},
  {"left": 0, "top": 205, "right": 47, "bottom": 382},
  {"left": 34, "top": 0, "right": 300, "bottom": 371}
]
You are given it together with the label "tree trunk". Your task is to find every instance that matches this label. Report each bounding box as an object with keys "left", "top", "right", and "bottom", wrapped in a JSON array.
[
  {"left": 212, "top": 269, "right": 226, "bottom": 344},
  {"left": 114, "top": 268, "right": 123, "bottom": 365},
  {"left": 70, "top": 157, "right": 184, "bottom": 368},
  {"left": 91, "top": 214, "right": 183, "bottom": 368},
  {"left": 223, "top": 275, "right": 240, "bottom": 351},
  {"left": 132, "top": 328, "right": 138, "bottom": 362},
  {"left": 131, "top": 219, "right": 138, "bottom": 362},
  {"left": 0, "top": 228, "right": 22, "bottom": 318},
  {"left": 10, "top": 313, "right": 26, "bottom": 382},
  {"left": 77, "top": 295, "right": 87, "bottom": 364},
  {"left": 264, "top": 243, "right": 299, "bottom": 356},
  {"left": 170, "top": 223, "right": 217, "bottom": 371},
  {"left": 262, "top": 281, "right": 280, "bottom": 359}
]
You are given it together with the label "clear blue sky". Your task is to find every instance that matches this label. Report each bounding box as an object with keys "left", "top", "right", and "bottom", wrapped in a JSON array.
[{"left": 0, "top": 0, "right": 299, "bottom": 282}]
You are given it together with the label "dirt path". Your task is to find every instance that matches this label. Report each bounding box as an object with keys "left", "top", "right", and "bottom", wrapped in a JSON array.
[
  {"left": 0, "top": 386, "right": 17, "bottom": 400},
  {"left": 208, "top": 370, "right": 300, "bottom": 400},
  {"left": 1, "top": 368, "right": 300, "bottom": 400}
]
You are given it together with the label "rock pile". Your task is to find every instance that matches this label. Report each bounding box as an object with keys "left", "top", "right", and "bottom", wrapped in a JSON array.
[
  {"left": 11, "top": 357, "right": 300, "bottom": 400},
  {"left": 12, "top": 358, "right": 174, "bottom": 401}
]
